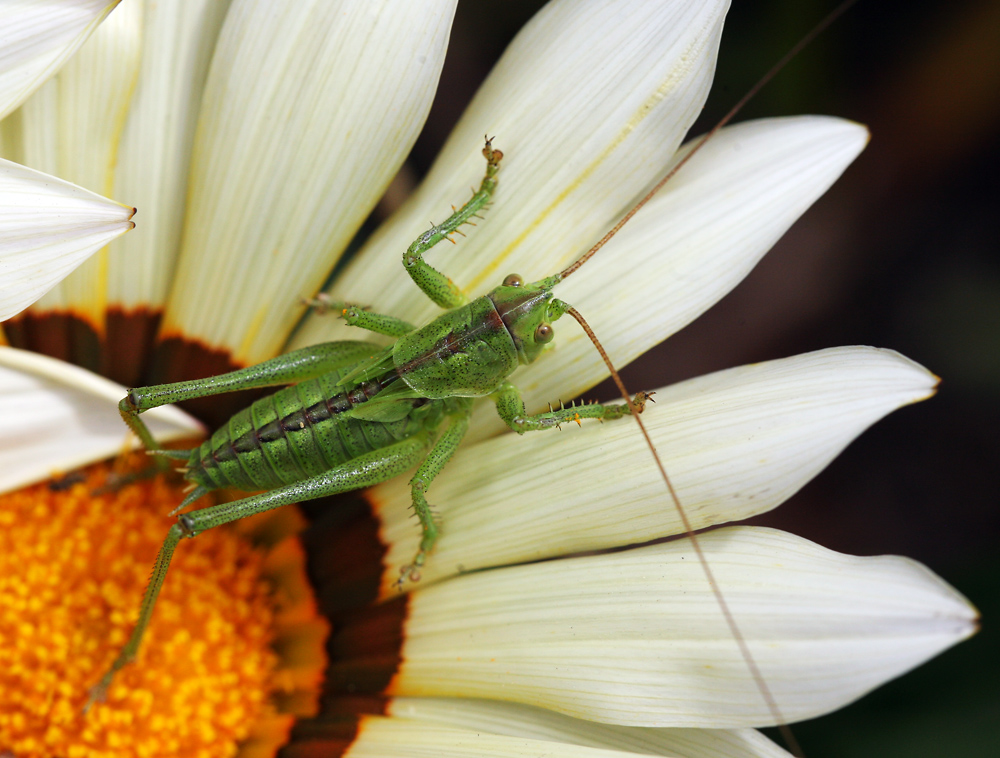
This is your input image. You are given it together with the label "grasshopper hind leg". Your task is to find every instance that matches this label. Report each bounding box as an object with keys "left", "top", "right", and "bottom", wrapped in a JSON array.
[{"left": 86, "top": 432, "right": 435, "bottom": 711}]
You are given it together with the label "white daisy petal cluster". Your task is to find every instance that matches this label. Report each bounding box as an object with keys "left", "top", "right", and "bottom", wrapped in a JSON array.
[
  {"left": 0, "top": 347, "right": 200, "bottom": 492},
  {"left": 0, "top": 159, "right": 135, "bottom": 321},
  {"left": 0, "top": 1, "right": 976, "bottom": 756},
  {"left": 0, "top": 0, "right": 119, "bottom": 121},
  {"left": 374, "top": 346, "right": 940, "bottom": 585}
]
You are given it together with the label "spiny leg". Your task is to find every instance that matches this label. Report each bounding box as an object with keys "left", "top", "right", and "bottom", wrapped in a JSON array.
[
  {"left": 402, "top": 138, "right": 503, "bottom": 309},
  {"left": 303, "top": 139, "right": 502, "bottom": 319},
  {"left": 400, "top": 404, "right": 472, "bottom": 586},
  {"left": 84, "top": 522, "right": 183, "bottom": 712},
  {"left": 492, "top": 380, "right": 651, "bottom": 434},
  {"left": 85, "top": 432, "right": 433, "bottom": 711}
]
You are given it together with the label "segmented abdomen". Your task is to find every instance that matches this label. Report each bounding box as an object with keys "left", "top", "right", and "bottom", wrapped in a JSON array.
[{"left": 186, "top": 369, "right": 417, "bottom": 491}]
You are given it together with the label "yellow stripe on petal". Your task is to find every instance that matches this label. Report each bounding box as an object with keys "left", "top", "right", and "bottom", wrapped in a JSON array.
[{"left": 292, "top": 0, "right": 729, "bottom": 352}]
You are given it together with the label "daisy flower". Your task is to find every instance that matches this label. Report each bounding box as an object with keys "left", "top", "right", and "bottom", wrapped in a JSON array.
[{"left": 0, "top": 1, "right": 977, "bottom": 757}]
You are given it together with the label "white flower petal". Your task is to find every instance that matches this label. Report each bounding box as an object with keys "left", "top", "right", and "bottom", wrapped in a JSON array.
[
  {"left": 471, "top": 116, "right": 869, "bottom": 435},
  {"left": 0, "top": 159, "right": 134, "bottom": 321},
  {"left": 163, "top": 0, "right": 457, "bottom": 365},
  {"left": 291, "top": 0, "right": 729, "bottom": 351},
  {"left": 5, "top": 0, "right": 142, "bottom": 324},
  {"left": 105, "top": 0, "right": 230, "bottom": 311},
  {"left": 0, "top": 346, "right": 202, "bottom": 493},
  {"left": 389, "top": 697, "right": 791, "bottom": 758},
  {"left": 0, "top": 0, "right": 119, "bottom": 120},
  {"left": 373, "top": 346, "right": 936, "bottom": 589},
  {"left": 388, "top": 527, "right": 975, "bottom": 728},
  {"left": 344, "top": 716, "right": 693, "bottom": 758}
]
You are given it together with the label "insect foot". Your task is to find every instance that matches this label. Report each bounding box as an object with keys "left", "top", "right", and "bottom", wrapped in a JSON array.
[
  {"left": 300, "top": 292, "right": 333, "bottom": 314},
  {"left": 631, "top": 390, "right": 654, "bottom": 413},
  {"left": 395, "top": 560, "right": 424, "bottom": 591},
  {"left": 395, "top": 518, "right": 440, "bottom": 590},
  {"left": 396, "top": 481, "right": 442, "bottom": 591},
  {"left": 300, "top": 293, "right": 376, "bottom": 317},
  {"left": 482, "top": 135, "right": 503, "bottom": 167}
]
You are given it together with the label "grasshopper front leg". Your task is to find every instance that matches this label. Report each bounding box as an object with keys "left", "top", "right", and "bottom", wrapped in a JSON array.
[
  {"left": 492, "top": 381, "right": 651, "bottom": 433},
  {"left": 402, "top": 138, "right": 503, "bottom": 309},
  {"left": 304, "top": 138, "right": 502, "bottom": 320}
]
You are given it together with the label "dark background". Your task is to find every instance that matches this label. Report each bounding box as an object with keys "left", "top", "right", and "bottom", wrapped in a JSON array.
[{"left": 389, "top": 1, "right": 1000, "bottom": 755}]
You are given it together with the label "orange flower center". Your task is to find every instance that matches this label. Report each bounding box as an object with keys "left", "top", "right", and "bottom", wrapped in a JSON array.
[{"left": 0, "top": 459, "right": 283, "bottom": 758}]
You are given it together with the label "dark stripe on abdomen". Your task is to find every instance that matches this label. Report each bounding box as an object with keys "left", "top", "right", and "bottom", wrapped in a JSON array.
[{"left": 190, "top": 370, "right": 402, "bottom": 491}]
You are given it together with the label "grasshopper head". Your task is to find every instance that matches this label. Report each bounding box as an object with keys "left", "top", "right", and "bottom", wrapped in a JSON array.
[{"left": 487, "top": 272, "right": 569, "bottom": 365}]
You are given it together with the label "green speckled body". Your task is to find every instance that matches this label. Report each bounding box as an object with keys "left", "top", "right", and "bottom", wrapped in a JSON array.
[
  {"left": 186, "top": 361, "right": 458, "bottom": 492},
  {"left": 394, "top": 294, "right": 518, "bottom": 398},
  {"left": 183, "top": 287, "right": 572, "bottom": 494},
  {"left": 184, "top": 292, "right": 519, "bottom": 493}
]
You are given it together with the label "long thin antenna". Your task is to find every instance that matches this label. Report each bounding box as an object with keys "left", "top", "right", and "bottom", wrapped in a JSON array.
[
  {"left": 559, "top": 3, "right": 863, "bottom": 754},
  {"left": 565, "top": 307, "right": 803, "bottom": 756},
  {"left": 559, "top": 0, "right": 861, "bottom": 282}
]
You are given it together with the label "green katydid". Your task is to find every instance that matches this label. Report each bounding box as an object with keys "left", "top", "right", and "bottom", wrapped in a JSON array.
[
  {"left": 86, "top": 138, "right": 652, "bottom": 707},
  {"left": 88, "top": 9, "right": 862, "bottom": 751}
]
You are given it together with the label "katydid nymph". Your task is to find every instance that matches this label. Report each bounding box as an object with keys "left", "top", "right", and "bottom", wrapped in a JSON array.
[
  {"left": 86, "top": 138, "right": 653, "bottom": 707},
  {"left": 86, "top": 8, "right": 860, "bottom": 754}
]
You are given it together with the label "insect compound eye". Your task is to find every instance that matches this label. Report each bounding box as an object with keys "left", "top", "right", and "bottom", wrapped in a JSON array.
[
  {"left": 534, "top": 323, "right": 554, "bottom": 343},
  {"left": 502, "top": 273, "right": 523, "bottom": 287}
]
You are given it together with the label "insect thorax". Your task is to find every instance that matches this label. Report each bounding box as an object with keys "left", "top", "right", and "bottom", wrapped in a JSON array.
[{"left": 393, "top": 295, "right": 519, "bottom": 398}]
